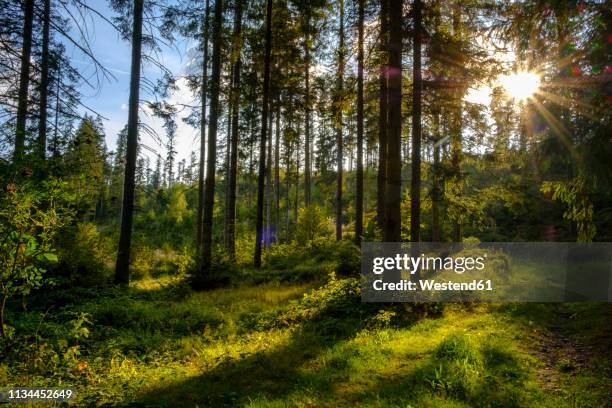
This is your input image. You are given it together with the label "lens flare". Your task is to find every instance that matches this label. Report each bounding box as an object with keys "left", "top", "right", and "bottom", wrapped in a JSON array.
[{"left": 499, "top": 71, "right": 541, "bottom": 101}]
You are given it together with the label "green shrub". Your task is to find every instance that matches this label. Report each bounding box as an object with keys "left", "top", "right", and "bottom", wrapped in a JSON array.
[
  {"left": 55, "top": 222, "right": 112, "bottom": 286},
  {"left": 295, "top": 205, "right": 332, "bottom": 246},
  {"left": 425, "top": 335, "right": 482, "bottom": 399},
  {"left": 129, "top": 245, "right": 195, "bottom": 281},
  {"left": 262, "top": 239, "right": 360, "bottom": 282},
  {"left": 275, "top": 274, "right": 364, "bottom": 336},
  {"left": 250, "top": 273, "right": 431, "bottom": 336},
  {"left": 187, "top": 249, "right": 233, "bottom": 290},
  {"left": 323, "top": 240, "right": 360, "bottom": 277},
  {"left": 130, "top": 245, "right": 156, "bottom": 279},
  {"left": 435, "top": 335, "right": 479, "bottom": 363},
  {"left": 0, "top": 180, "right": 70, "bottom": 338}
]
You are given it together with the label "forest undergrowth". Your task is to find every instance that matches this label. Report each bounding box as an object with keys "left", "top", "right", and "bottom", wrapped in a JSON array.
[{"left": 2, "top": 244, "right": 610, "bottom": 407}]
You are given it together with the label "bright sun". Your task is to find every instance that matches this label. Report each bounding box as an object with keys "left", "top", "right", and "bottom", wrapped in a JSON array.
[{"left": 499, "top": 71, "right": 541, "bottom": 101}]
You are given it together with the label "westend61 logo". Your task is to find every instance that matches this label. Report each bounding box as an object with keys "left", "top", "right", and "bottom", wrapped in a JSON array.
[
  {"left": 361, "top": 242, "right": 612, "bottom": 302},
  {"left": 372, "top": 253, "right": 486, "bottom": 275}
]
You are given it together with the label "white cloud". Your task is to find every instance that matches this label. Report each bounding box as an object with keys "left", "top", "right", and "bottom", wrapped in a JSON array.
[{"left": 139, "top": 76, "right": 199, "bottom": 164}]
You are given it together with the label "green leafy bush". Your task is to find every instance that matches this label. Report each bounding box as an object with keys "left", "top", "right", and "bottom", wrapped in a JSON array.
[
  {"left": 0, "top": 180, "right": 71, "bottom": 338},
  {"left": 274, "top": 274, "right": 367, "bottom": 335},
  {"left": 260, "top": 239, "right": 360, "bottom": 283},
  {"left": 54, "top": 222, "right": 113, "bottom": 286},
  {"left": 129, "top": 245, "right": 194, "bottom": 281},
  {"left": 312, "top": 239, "right": 360, "bottom": 277},
  {"left": 295, "top": 205, "right": 332, "bottom": 246},
  {"left": 248, "top": 273, "right": 435, "bottom": 336},
  {"left": 542, "top": 175, "right": 596, "bottom": 242}
]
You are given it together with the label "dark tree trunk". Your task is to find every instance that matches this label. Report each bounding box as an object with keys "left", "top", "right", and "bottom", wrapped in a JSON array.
[
  {"left": 285, "top": 137, "right": 291, "bottom": 242},
  {"left": 0, "top": 294, "right": 6, "bottom": 338},
  {"left": 304, "top": 14, "right": 311, "bottom": 207},
  {"left": 431, "top": 0, "right": 442, "bottom": 242},
  {"left": 52, "top": 67, "right": 61, "bottom": 159},
  {"left": 383, "top": 0, "right": 402, "bottom": 242},
  {"left": 196, "top": 0, "right": 211, "bottom": 251},
  {"left": 114, "top": 0, "right": 144, "bottom": 285},
  {"left": 451, "top": 2, "right": 463, "bottom": 242},
  {"left": 199, "top": 0, "right": 224, "bottom": 278},
  {"left": 285, "top": 94, "right": 293, "bottom": 242},
  {"left": 377, "top": 0, "right": 389, "bottom": 233},
  {"left": 14, "top": 0, "right": 34, "bottom": 162},
  {"left": 336, "top": 0, "right": 345, "bottom": 241},
  {"left": 254, "top": 0, "right": 273, "bottom": 267},
  {"left": 410, "top": 0, "right": 422, "bottom": 242},
  {"left": 294, "top": 131, "right": 299, "bottom": 223},
  {"left": 247, "top": 117, "right": 254, "bottom": 207},
  {"left": 265, "top": 106, "right": 273, "bottom": 246},
  {"left": 432, "top": 112, "right": 441, "bottom": 242},
  {"left": 275, "top": 102, "right": 281, "bottom": 236},
  {"left": 223, "top": 104, "right": 232, "bottom": 248},
  {"left": 226, "top": 0, "right": 243, "bottom": 259},
  {"left": 355, "top": 0, "right": 364, "bottom": 244},
  {"left": 38, "top": 0, "right": 51, "bottom": 162}
]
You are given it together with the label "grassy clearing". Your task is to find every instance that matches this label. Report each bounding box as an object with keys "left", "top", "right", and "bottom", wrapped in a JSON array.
[{"left": 2, "top": 275, "right": 610, "bottom": 407}]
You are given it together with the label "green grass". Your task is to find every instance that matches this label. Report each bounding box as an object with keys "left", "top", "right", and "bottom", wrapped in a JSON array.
[{"left": 2, "top": 275, "right": 610, "bottom": 407}]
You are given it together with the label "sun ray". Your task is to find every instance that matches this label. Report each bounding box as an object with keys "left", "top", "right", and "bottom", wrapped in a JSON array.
[
  {"left": 529, "top": 97, "right": 583, "bottom": 167},
  {"left": 536, "top": 90, "right": 600, "bottom": 121}
]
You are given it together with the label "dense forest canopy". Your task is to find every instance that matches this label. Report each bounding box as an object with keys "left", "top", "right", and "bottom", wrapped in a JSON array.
[
  {"left": 0, "top": 0, "right": 610, "bottom": 405},
  {"left": 0, "top": 0, "right": 610, "bottom": 295}
]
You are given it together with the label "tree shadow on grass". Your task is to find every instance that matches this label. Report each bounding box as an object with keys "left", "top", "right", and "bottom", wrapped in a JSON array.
[
  {"left": 133, "top": 323, "right": 374, "bottom": 406},
  {"left": 335, "top": 340, "right": 540, "bottom": 408},
  {"left": 25, "top": 276, "right": 192, "bottom": 313},
  {"left": 124, "top": 302, "right": 537, "bottom": 408},
  {"left": 123, "top": 297, "right": 430, "bottom": 407}
]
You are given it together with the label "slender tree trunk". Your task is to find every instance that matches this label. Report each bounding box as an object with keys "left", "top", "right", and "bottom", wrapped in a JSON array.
[
  {"left": 383, "top": 0, "right": 402, "bottom": 242},
  {"left": 432, "top": 111, "right": 441, "bottom": 242},
  {"left": 335, "top": 0, "right": 345, "bottom": 241},
  {"left": 254, "top": 0, "right": 273, "bottom": 267},
  {"left": 199, "top": 0, "right": 224, "bottom": 277},
  {"left": 38, "top": 0, "right": 51, "bottom": 162},
  {"left": 265, "top": 106, "right": 273, "bottom": 246},
  {"left": 285, "top": 95, "right": 293, "bottom": 242},
  {"left": 0, "top": 294, "right": 6, "bottom": 338},
  {"left": 304, "top": 14, "right": 311, "bottom": 207},
  {"left": 294, "top": 132, "right": 299, "bottom": 222},
  {"left": 196, "top": 0, "right": 211, "bottom": 250},
  {"left": 431, "top": 0, "right": 442, "bottom": 242},
  {"left": 14, "top": 0, "right": 34, "bottom": 161},
  {"left": 275, "top": 103, "right": 281, "bottom": 238},
  {"left": 377, "top": 0, "right": 389, "bottom": 233},
  {"left": 226, "top": 0, "right": 243, "bottom": 258},
  {"left": 285, "top": 138, "right": 291, "bottom": 242},
  {"left": 52, "top": 67, "right": 61, "bottom": 159},
  {"left": 114, "top": 0, "right": 144, "bottom": 285},
  {"left": 410, "top": 0, "right": 422, "bottom": 242},
  {"left": 223, "top": 106, "right": 232, "bottom": 248},
  {"left": 355, "top": 0, "right": 364, "bottom": 244},
  {"left": 451, "top": 2, "right": 463, "bottom": 242},
  {"left": 248, "top": 118, "right": 254, "bottom": 207}
]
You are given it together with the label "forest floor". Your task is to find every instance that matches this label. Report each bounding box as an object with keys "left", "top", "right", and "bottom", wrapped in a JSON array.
[{"left": 4, "top": 274, "right": 612, "bottom": 407}]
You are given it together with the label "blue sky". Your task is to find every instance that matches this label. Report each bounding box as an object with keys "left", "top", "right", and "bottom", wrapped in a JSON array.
[
  {"left": 64, "top": 0, "right": 199, "bottom": 163},
  {"left": 68, "top": 0, "right": 131, "bottom": 145}
]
